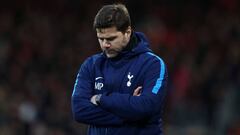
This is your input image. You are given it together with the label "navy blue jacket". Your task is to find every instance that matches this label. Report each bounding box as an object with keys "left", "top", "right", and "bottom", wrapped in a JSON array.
[{"left": 71, "top": 32, "right": 168, "bottom": 135}]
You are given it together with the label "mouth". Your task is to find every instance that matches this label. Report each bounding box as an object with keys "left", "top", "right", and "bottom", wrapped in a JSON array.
[
  {"left": 104, "top": 50, "right": 120, "bottom": 58},
  {"left": 104, "top": 49, "right": 119, "bottom": 54},
  {"left": 106, "top": 50, "right": 116, "bottom": 54}
]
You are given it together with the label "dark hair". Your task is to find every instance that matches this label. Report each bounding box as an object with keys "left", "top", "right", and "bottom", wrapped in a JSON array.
[{"left": 93, "top": 4, "right": 131, "bottom": 32}]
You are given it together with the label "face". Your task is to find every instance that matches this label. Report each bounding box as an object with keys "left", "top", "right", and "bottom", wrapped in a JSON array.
[{"left": 96, "top": 26, "right": 131, "bottom": 58}]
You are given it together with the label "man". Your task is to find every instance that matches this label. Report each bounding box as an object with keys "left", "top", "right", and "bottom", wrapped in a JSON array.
[{"left": 71, "top": 4, "right": 168, "bottom": 135}]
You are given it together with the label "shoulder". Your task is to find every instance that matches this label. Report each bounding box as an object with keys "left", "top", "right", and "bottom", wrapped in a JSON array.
[
  {"left": 141, "top": 52, "right": 166, "bottom": 65},
  {"left": 78, "top": 53, "right": 104, "bottom": 72},
  {"left": 82, "top": 53, "right": 103, "bottom": 66},
  {"left": 141, "top": 52, "right": 168, "bottom": 78}
]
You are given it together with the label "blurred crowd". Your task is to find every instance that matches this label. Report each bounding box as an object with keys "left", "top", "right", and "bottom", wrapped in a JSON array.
[{"left": 0, "top": 0, "right": 239, "bottom": 135}]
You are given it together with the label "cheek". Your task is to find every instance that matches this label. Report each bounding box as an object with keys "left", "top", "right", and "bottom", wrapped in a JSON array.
[
  {"left": 114, "top": 38, "right": 127, "bottom": 48},
  {"left": 98, "top": 39, "right": 102, "bottom": 45},
  {"left": 115, "top": 41, "right": 125, "bottom": 49},
  {"left": 120, "top": 38, "right": 128, "bottom": 48},
  {"left": 99, "top": 42, "right": 105, "bottom": 50}
]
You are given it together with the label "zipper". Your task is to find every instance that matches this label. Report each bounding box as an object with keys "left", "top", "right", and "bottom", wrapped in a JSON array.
[{"left": 105, "top": 128, "right": 108, "bottom": 135}]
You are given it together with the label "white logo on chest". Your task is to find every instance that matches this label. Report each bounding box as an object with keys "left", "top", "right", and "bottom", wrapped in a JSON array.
[{"left": 127, "top": 72, "right": 134, "bottom": 87}]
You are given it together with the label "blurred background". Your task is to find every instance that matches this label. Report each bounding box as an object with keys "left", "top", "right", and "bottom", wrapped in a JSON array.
[{"left": 0, "top": 0, "right": 239, "bottom": 135}]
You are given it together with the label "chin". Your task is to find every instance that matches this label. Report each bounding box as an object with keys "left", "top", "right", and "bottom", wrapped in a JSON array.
[{"left": 106, "top": 54, "right": 117, "bottom": 58}]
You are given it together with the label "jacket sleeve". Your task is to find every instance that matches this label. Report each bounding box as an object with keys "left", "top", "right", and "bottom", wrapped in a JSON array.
[
  {"left": 99, "top": 56, "right": 168, "bottom": 121},
  {"left": 71, "top": 58, "right": 124, "bottom": 126}
]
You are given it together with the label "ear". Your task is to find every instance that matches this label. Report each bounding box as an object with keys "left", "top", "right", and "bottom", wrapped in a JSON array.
[{"left": 125, "top": 26, "right": 132, "bottom": 38}]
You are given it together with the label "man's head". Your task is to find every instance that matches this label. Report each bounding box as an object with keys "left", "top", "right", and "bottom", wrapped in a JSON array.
[{"left": 94, "top": 4, "right": 132, "bottom": 58}]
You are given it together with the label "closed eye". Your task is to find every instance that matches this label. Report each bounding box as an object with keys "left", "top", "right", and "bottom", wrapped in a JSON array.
[
  {"left": 98, "top": 36, "right": 117, "bottom": 42},
  {"left": 98, "top": 38, "right": 104, "bottom": 41},
  {"left": 106, "top": 37, "right": 116, "bottom": 41}
]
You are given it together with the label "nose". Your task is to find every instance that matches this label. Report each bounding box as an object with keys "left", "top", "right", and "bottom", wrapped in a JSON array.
[{"left": 102, "top": 39, "right": 111, "bottom": 48}]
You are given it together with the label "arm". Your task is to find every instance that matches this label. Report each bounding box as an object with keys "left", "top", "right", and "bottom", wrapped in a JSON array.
[
  {"left": 96, "top": 57, "right": 168, "bottom": 121},
  {"left": 71, "top": 58, "right": 124, "bottom": 126}
]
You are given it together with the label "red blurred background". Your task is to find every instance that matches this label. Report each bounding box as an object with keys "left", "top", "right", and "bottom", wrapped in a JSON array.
[{"left": 0, "top": 0, "right": 239, "bottom": 135}]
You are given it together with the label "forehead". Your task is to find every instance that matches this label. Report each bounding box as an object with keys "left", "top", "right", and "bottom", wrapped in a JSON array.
[{"left": 96, "top": 27, "right": 122, "bottom": 37}]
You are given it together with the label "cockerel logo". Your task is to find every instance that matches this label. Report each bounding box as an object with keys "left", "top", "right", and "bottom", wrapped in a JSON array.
[{"left": 127, "top": 72, "right": 134, "bottom": 87}]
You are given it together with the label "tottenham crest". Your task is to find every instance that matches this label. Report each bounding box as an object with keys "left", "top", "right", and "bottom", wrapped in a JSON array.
[{"left": 127, "top": 72, "right": 134, "bottom": 87}]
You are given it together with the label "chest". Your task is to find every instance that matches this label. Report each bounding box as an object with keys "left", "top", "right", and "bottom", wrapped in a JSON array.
[{"left": 93, "top": 58, "right": 144, "bottom": 95}]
